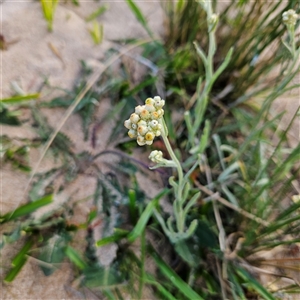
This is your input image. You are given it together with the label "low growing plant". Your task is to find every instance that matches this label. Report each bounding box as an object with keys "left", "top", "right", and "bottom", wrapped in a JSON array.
[{"left": 2, "top": 0, "right": 300, "bottom": 299}]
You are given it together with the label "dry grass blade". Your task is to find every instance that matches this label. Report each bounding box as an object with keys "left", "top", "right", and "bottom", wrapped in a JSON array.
[{"left": 195, "top": 180, "right": 270, "bottom": 227}]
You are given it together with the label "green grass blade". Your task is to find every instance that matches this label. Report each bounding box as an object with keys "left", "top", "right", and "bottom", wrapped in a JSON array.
[
  {"left": 0, "top": 194, "right": 53, "bottom": 224},
  {"left": 102, "top": 289, "right": 116, "bottom": 300},
  {"left": 145, "top": 274, "right": 178, "bottom": 300},
  {"left": 276, "top": 200, "right": 300, "bottom": 221},
  {"left": 235, "top": 267, "right": 275, "bottom": 300},
  {"left": 12, "top": 239, "right": 34, "bottom": 267},
  {"left": 127, "top": 189, "right": 168, "bottom": 243},
  {"left": 65, "top": 246, "right": 87, "bottom": 270},
  {"left": 228, "top": 268, "right": 247, "bottom": 300},
  {"left": 71, "top": 0, "right": 79, "bottom": 6},
  {"left": 128, "top": 189, "right": 137, "bottom": 224},
  {"left": 4, "top": 257, "right": 27, "bottom": 283},
  {"left": 96, "top": 230, "right": 128, "bottom": 247},
  {"left": 40, "top": 0, "right": 58, "bottom": 31},
  {"left": 125, "top": 0, "right": 153, "bottom": 38},
  {"left": 85, "top": 5, "right": 108, "bottom": 22},
  {"left": 0, "top": 93, "right": 40, "bottom": 104},
  {"left": 263, "top": 215, "right": 300, "bottom": 235},
  {"left": 149, "top": 245, "right": 204, "bottom": 300},
  {"left": 89, "top": 21, "right": 103, "bottom": 45}
]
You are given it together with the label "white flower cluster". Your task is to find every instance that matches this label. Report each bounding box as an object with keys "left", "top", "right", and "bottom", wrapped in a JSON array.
[
  {"left": 149, "top": 150, "right": 163, "bottom": 163},
  {"left": 124, "top": 96, "right": 165, "bottom": 146},
  {"left": 282, "top": 9, "right": 298, "bottom": 26}
]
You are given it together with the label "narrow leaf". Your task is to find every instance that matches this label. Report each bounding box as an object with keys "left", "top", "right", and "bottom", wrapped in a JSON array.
[
  {"left": 65, "top": 246, "right": 87, "bottom": 270},
  {"left": 85, "top": 5, "right": 108, "bottom": 22},
  {"left": 235, "top": 267, "right": 275, "bottom": 300},
  {"left": 127, "top": 189, "right": 168, "bottom": 243},
  {"left": 125, "top": 0, "right": 153, "bottom": 37},
  {"left": 96, "top": 231, "right": 128, "bottom": 247},
  {"left": 149, "top": 245, "right": 204, "bottom": 300},
  {"left": 4, "top": 257, "right": 27, "bottom": 283},
  {"left": 1, "top": 194, "right": 53, "bottom": 224},
  {"left": 12, "top": 239, "right": 34, "bottom": 267},
  {"left": 0, "top": 93, "right": 40, "bottom": 104}
]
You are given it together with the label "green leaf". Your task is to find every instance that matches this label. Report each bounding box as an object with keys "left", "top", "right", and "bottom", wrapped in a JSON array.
[
  {"left": 149, "top": 245, "right": 204, "bottom": 300},
  {"left": 0, "top": 93, "right": 40, "bottom": 104},
  {"left": 0, "top": 107, "right": 21, "bottom": 125},
  {"left": 0, "top": 194, "right": 53, "bottom": 224},
  {"left": 39, "top": 233, "right": 70, "bottom": 276},
  {"left": 87, "top": 209, "right": 97, "bottom": 224},
  {"left": 174, "top": 239, "right": 198, "bottom": 266},
  {"left": 65, "top": 246, "right": 87, "bottom": 270},
  {"left": 83, "top": 265, "right": 125, "bottom": 288},
  {"left": 189, "top": 120, "right": 211, "bottom": 155},
  {"left": 127, "top": 189, "right": 168, "bottom": 243}
]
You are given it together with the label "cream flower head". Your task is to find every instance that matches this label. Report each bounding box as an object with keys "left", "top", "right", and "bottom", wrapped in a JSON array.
[
  {"left": 124, "top": 96, "right": 165, "bottom": 146},
  {"left": 282, "top": 9, "right": 298, "bottom": 27}
]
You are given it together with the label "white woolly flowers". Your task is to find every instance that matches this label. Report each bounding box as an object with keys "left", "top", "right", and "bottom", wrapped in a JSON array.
[
  {"left": 124, "top": 96, "right": 165, "bottom": 146},
  {"left": 148, "top": 150, "right": 176, "bottom": 168},
  {"left": 149, "top": 150, "right": 163, "bottom": 163},
  {"left": 282, "top": 9, "right": 298, "bottom": 27}
]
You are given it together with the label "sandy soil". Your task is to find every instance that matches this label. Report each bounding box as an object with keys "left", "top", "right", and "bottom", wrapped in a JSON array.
[{"left": 1, "top": 1, "right": 164, "bottom": 299}]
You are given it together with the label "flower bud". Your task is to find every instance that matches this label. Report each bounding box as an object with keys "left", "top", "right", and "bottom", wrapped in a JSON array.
[
  {"left": 155, "top": 130, "right": 161, "bottom": 137},
  {"left": 149, "top": 120, "right": 159, "bottom": 129},
  {"left": 128, "top": 129, "right": 137, "bottom": 138},
  {"left": 151, "top": 111, "right": 160, "bottom": 119},
  {"left": 137, "top": 136, "right": 146, "bottom": 146},
  {"left": 138, "top": 125, "right": 148, "bottom": 135},
  {"left": 282, "top": 9, "right": 298, "bottom": 26},
  {"left": 138, "top": 120, "right": 147, "bottom": 127},
  {"left": 154, "top": 96, "right": 165, "bottom": 109},
  {"left": 140, "top": 109, "right": 150, "bottom": 120},
  {"left": 124, "top": 119, "right": 132, "bottom": 129},
  {"left": 135, "top": 105, "right": 144, "bottom": 114},
  {"left": 145, "top": 104, "right": 155, "bottom": 112},
  {"left": 130, "top": 113, "right": 140, "bottom": 123},
  {"left": 156, "top": 109, "right": 164, "bottom": 117},
  {"left": 145, "top": 131, "right": 155, "bottom": 142},
  {"left": 145, "top": 98, "right": 155, "bottom": 105},
  {"left": 208, "top": 13, "right": 219, "bottom": 27},
  {"left": 149, "top": 150, "right": 163, "bottom": 163}
]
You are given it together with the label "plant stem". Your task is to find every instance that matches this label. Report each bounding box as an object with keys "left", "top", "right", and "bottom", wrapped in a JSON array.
[
  {"left": 160, "top": 118, "right": 185, "bottom": 233},
  {"left": 160, "top": 118, "right": 184, "bottom": 196},
  {"left": 192, "top": 1, "right": 216, "bottom": 140}
]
